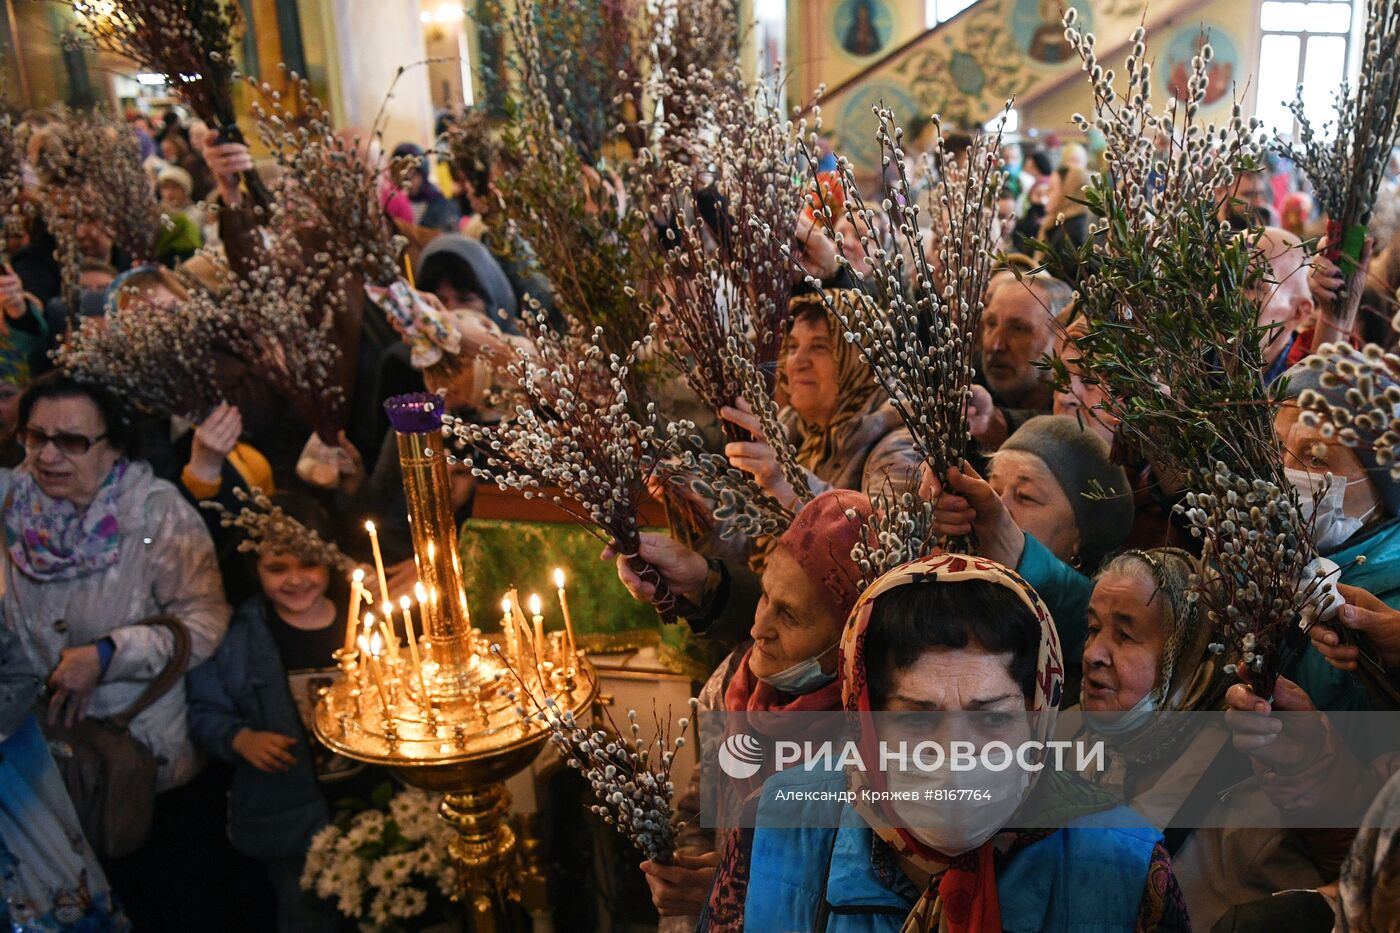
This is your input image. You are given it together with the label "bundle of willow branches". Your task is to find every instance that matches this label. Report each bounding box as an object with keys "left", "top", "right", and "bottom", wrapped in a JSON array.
[
  {"left": 643, "top": 0, "right": 742, "bottom": 168},
  {"left": 0, "top": 77, "right": 25, "bottom": 256},
  {"left": 190, "top": 237, "right": 351, "bottom": 442},
  {"left": 246, "top": 70, "right": 465, "bottom": 380},
  {"left": 246, "top": 71, "right": 403, "bottom": 287},
  {"left": 53, "top": 279, "right": 226, "bottom": 418},
  {"left": 790, "top": 103, "right": 1007, "bottom": 558},
  {"left": 1046, "top": 12, "right": 1321, "bottom": 698},
  {"left": 491, "top": 0, "right": 657, "bottom": 359},
  {"left": 641, "top": 73, "right": 812, "bottom": 538},
  {"left": 66, "top": 0, "right": 270, "bottom": 209},
  {"left": 26, "top": 109, "right": 160, "bottom": 308},
  {"left": 56, "top": 238, "right": 350, "bottom": 441},
  {"left": 203, "top": 488, "right": 355, "bottom": 573},
  {"left": 1276, "top": 0, "right": 1400, "bottom": 308},
  {"left": 480, "top": 0, "right": 650, "bottom": 164},
  {"left": 443, "top": 316, "right": 695, "bottom": 621},
  {"left": 506, "top": 679, "right": 696, "bottom": 864}
]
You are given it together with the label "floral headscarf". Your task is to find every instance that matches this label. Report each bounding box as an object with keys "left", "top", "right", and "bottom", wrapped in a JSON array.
[
  {"left": 779, "top": 291, "right": 885, "bottom": 474},
  {"left": 839, "top": 553, "right": 1064, "bottom": 933},
  {"left": 1338, "top": 769, "right": 1400, "bottom": 932}
]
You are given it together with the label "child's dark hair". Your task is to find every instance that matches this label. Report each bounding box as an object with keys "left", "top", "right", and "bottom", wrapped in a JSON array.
[{"left": 864, "top": 579, "right": 1041, "bottom": 708}]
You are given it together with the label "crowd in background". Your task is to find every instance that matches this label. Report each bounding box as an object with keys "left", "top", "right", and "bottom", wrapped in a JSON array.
[{"left": 2, "top": 94, "right": 1400, "bottom": 933}]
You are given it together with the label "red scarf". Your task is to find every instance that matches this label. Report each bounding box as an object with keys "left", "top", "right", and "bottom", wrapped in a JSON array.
[{"left": 705, "top": 646, "right": 844, "bottom": 932}]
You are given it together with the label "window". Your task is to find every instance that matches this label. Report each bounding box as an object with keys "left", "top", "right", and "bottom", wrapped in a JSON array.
[
  {"left": 1256, "top": 0, "right": 1363, "bottom": 138},
  {"left": 926, "top": 0, "right": 978, "bottom": 29},
  {"left": 985, "top": 108, "right": 1020, "bottom": 134}
]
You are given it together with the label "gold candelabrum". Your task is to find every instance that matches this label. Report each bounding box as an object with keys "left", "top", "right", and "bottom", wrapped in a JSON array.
[{"left": 314, "top": 394, "right": 594, "bottom": 933}]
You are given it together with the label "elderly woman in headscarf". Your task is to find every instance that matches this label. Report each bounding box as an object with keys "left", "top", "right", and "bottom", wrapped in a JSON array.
[
  {"left": 926, "top": 415, "right": 1135, "bottom": 685},
  {"left": 718, "top": 292, "right": 922, "bottom": 511},
  {"left": 1076, "top": 549, "right": 1231, "bottom": 822},
  {"left": 733, "top": 553, "right": 1185, "bottom": 932},
  {"left": 622, "top": 490, "right": 874, "bottom": 932}
]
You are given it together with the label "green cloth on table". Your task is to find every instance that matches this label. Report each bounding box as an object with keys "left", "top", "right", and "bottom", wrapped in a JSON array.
[{"left": 456, "top": 517, "right": 723, "bottom": 676}]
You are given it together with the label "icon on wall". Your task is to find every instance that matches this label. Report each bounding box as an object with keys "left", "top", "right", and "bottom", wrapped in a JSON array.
[
  {"left": 836, "top": 0, "right": 893, "bottom": 57},
  {"left": 1010, "top": 0, "right": 1093, "bottom": 66},
  {"left": 1164, "top": 24, "right": 1240, "bottom": 107}
]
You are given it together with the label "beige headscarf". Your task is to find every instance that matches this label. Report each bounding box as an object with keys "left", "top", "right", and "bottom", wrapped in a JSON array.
[{"left": 778, "top": 290, "right": 885, "bottom": 474}]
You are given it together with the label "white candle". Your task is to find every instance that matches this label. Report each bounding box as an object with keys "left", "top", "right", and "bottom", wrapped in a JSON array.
[
  {"left": 554, "top": 567, "right": 578, "bottom": 669},
  {"left": 365, "top": 521, "right": 391, "bottom": 613},
  {"left": 528, "top": 593, "right": 545, "bottom": 684},
  {"left": 359, "top": 631, "right": 392, "bottom": 719},
  {"left": 501, "top": 596, "right": 517, "bottom": 661},
  {"left": 344, "top": 568, "right": 365, "bottom": 654}
]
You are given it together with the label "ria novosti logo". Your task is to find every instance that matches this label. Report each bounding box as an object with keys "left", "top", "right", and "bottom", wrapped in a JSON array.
[{"left": 717, "top": 732, "right": 764, "bottom": 780}]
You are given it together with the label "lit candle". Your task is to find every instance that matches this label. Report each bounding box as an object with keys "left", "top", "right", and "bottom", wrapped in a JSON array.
[
  {"left": 554, "top": 567, "right": 578, "bottom": 670},
  {"left": 529, "top": 593, "right": 545, "bottom": 683},
  {"left": 365, "top": 520, "right": 391, "bottom": 616},
  {"left": 359, "top": 631, "right": 392, "bottom": 719},
  {"left": 528, "top": 593, "right": 544, "bottom": 660},
  {"left": 501, "top": 596, "right": 517, "bottom": 661},
  {"left": 344, "top": 568, "right": 365, "bottom": 655}
]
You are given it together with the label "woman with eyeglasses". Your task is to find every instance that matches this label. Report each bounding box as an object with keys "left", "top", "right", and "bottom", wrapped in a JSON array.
[{"left": 1, "top": 372, "right": 232, "bottom": 929}]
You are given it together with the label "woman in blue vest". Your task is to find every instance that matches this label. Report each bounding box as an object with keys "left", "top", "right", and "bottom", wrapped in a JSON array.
[
  {"left": 735, "top": 553, "right": 1187, "bottom": 932},
  {"left": 932, "top": 348, "right": 1400, "bottom": 711}
]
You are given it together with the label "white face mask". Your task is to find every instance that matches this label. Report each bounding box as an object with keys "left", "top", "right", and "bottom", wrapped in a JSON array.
[
  {"left": 886, "top": 758, "right": 1031, "bottom": 857},
  {"left": 756, "top": 641, "right": 839, "bottom": 695},
  {"left": 1085, "top": 689, "right": 1159, "bottom": 739},
  {"left": 1285, "top": 468, "right": 1377, "bottom": 552}
]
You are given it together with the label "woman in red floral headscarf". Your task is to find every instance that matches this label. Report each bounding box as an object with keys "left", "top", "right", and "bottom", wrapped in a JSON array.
[{"left": 731, "top": 553, "right": 1190, "bottom": 933}]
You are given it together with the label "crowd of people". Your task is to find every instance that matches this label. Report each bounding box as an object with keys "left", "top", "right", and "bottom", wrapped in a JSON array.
[{"left": 1, "top": 56, "right": 1400, "bottom": 933}]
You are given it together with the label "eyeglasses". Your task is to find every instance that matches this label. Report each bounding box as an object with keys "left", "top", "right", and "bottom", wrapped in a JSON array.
[{"left": 16, "top": 428, "right": 108, "bottom": 456}]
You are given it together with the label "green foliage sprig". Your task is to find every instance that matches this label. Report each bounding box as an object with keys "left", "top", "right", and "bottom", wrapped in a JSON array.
[{"left": 1048, "top": 11, "right": 1322, "bottom": 697}]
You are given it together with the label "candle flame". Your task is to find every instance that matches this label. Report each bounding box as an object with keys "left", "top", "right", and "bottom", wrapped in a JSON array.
[
  {"left": 528, "top": 593, "right": 542, "bottom": 617},
  {"left": 400, "top": 595, "right": 412, "bottom": 611},
  {"left": 554, "top": 567, "right": 566, "bottom": 589},
  {"left": 364, "top": 520, "right": 376, "bottom": 534},
  {"left": 502, "top": 596, "right": 512, "bottom": 615},
  {"left": 352, "top": 568, "right": 365, "bottom": 583},
  {"left": 369, "top": 630, "right": 383, "bottom": 656},
  {"left": 358, "top": 634, "right": 371, "bottom": 653},
  {"left": 363, "top": 611, "right": 375, "bottom": 630},
  {"left": 415, "top": 582, "right": 428, "bottom": 604}
]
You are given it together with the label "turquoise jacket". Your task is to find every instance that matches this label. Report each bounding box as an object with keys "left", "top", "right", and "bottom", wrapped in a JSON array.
[
  {"left": 1016, "top": 520, "right": 1400, "bottom": 710},
  {"left": 741, "top": 768, "right": 1161, "bottom": 933}
]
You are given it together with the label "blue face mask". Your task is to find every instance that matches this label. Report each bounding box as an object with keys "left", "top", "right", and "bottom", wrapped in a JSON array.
[
  {"left": 1085, "top": 689, "right": 1159, "bottom": 738},
  {"left": 757, "top": 642, "right": 839, "bottom": 695}
]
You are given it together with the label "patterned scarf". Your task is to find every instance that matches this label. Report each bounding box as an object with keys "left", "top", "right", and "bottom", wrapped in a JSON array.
[
  {"left": 4, "top": 462, "right": 127, "bottom": 582},
  {"left": 1338, "top": 770, "right": 1400, "bottom": 932},
  {"left": 839, "top": 553, "right": 1064, "bottom": 933},
  {"left": 780, "top": 292, "right": 885, "bottom": 475}
]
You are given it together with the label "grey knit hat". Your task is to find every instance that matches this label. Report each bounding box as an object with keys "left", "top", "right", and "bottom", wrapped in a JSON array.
[
  {"left": 999, "top": 415, "right": 1135, "bottom": 571},
  {"left": 1277, "top": 353, "right": 1400, "bottom": 518}
]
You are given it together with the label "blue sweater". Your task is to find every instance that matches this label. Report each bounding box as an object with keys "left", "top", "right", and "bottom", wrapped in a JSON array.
[
  {"left": 186, "top": 598, "right": 329, "bottom": 861},
  {"left": 741, "top": 768, "right": 1161, "bottom": 933}
]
